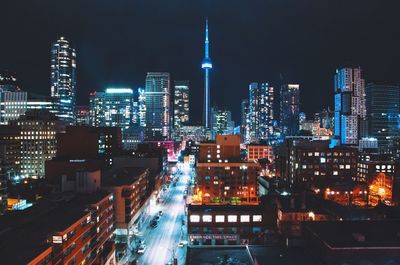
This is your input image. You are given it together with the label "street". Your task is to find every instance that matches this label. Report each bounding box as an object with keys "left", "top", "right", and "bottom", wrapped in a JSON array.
[{"left": 130, "top": 170, "right": 190, "bottom": 265}]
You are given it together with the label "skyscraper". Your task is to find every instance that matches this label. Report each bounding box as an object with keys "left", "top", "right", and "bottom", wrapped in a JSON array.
[
  {"left": 366, "top": 82, "right": 400, "bottom": 149},
  {"left": 249, "top": 82, "right": 274, "bottom": 142},
  {"left": 173, "top": 80, "right": 190, "bottom": 129},
  {"left": 89, "top": 88, "right": 138, "bottom": 149},
  {"left": 334, "top": 67, "right": 366, "bottom": 145},
  {"left": 280, "top": 84, "right": 300, "bottom": 136},
  {"left": 241, "top": 99, "right": 250, "bottom": 143},
  {"left": 201, "top": 19, "right": 212, "bottom": 128},
  {"left": 0, "top": 71, "right": 27, "bottom": 125},
  {"left": 145, "top": 72, "right": 171, "bottom": 140},
  {"left": 50, "top": 37, "right": 77, "bottom": 125},
  {"left": 138, "top": 87, "right": 146, "bottom": 128},
  {"left": 211, "top": 107, "right": 235, "bottom": 138}
]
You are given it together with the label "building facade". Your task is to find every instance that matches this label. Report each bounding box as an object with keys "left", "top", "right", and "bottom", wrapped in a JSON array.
[
  {"left": 11, "top": 110, "right": 58, "bottom": 179},
  {"left": 211, "top": 108, "right": 234, "bottom": 138},
  {"left": 240, "top": 99, "right": 250, "bottom": 143},
  {"left": 280, "top": 84, "right": 300, "bottom": 137},
  {"left": 334, "top": 67, "right": 366, "bottom": 145},
  {"left": 0, "top": 192, "right": 115, "bottom": 265},
  {"left": 50, "top": 37, "right": 77, "bottom": 125},
  {"left": 249, "top": 82, "right": 274, "bottom": 142},
  {"left": 195, "top": 135, "right": 261, "bottom": 204},
  {"left": 89, "top": 88, "right": 138, "bottom": 149},
  {"left": 145, "top": 72, "right": 171, "bottom": 140},
  {"left": 365, "top": 83, "right": 400, "bottom": 150},
  {"left": 173, "top": 80, "right": 190, "bottom": 129},
  {"left": 0, "top": 71, "right": 27, "bottom": 125},
  {"left": 75, "top": 105, "right": 90, "bottom": 126}
]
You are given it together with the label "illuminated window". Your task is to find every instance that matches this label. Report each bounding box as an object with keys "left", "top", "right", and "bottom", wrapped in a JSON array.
[
  {"left": 228, "top": 215, "right": 237, "bottom": 222},
  {"left": 190, "top": 215, "right": 200, "bottom": 223},
  {"left": 215, "top": 215, "right": 225, "bottom": 223},
  {"left": 253, "top": 215, "right": 262, "bottom": 222},
  {"left": 202, "top": 215, "right": 212, "bottom": 222},
  {"left": 320, "top": 158, "right": 326, "bottom": 163},
  {"left": 240, "top": 215, "right": 250, "bottom": 222}
]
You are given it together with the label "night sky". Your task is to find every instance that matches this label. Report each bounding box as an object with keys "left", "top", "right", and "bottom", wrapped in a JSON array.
[{"left": 1, "top": 0, "right": 400, "bottom": 123}]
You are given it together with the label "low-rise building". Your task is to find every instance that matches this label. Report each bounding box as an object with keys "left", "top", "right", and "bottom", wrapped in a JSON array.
[
  {"left": 0, "top": 191, "right": 115, "bottom": 265},
  {"left": 102, "top": 167, "right": 150, "bottom": 242},
  {"left": 304, "top": 220, "right": 400, "bottom": 265},
  {"left": 247, "top": 144, "right": 273, "bottom": 162},
  {"left": 187, "top": 204, "right": 267, "bottom": 245}
]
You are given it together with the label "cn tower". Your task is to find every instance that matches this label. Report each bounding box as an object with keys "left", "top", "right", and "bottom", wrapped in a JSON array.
[{"left": 201, "top": 18, "right": 212, "bottom": 128}]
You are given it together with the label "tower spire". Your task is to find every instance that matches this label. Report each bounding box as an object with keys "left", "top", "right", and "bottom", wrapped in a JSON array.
[{"left": 202, "top": 18, "right": 212, "bottom": 128}]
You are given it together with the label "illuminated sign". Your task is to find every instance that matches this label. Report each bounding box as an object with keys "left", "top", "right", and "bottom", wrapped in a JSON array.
[
  {"left": 52, "top": 235, "right": 62, "bottom": 244},
  {"left": 189, "top": 234, "right": 239, "bottom": 241},
  {"left": 106, "top": 88, "right": 133, "bottom": 94}
]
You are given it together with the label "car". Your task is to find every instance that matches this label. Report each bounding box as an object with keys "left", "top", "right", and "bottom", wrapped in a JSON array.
[
  {"left": 153, "top": 215, "right": 160, "bottom": 221},
  {"left": 177, "top": 242, "right": 184, "bottom": 247},
  {"left": 137, "top": 245, "right": 146, "bottom": 254},
  {"left": 150, "top": 220, "right": 158, "bottom": 228},
  {"left": 158, "top": 210, "right": 163, "bottom": 216}
]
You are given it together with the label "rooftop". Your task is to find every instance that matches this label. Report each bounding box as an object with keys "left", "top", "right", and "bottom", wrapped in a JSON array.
[
  {"left": 102, "top": 167, "right": 148, "bottom": 186},
  {"left": 0, "top": 191, "right": 111, "bottom": 265},
  {"left": 305, "top": 220, "right": 400, "bottom": 248}
]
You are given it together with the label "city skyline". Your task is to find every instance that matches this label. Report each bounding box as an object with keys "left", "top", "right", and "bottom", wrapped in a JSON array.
[{"left": 2, "top": 1, "right": 400, "bottom": 123}]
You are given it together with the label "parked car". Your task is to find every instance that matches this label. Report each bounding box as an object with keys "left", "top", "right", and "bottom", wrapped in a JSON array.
[
  {"left": 150, "top": 220, "right": 158, "bottom": 228},
  {"left": 153, "top": 215, "right": 160, "bottom": 221},
  {"left": 158, "top": 210, "right": 163, "bottom": 216},
  {"left": 137, "top": 245, "right": 146, "bottom": 254}
]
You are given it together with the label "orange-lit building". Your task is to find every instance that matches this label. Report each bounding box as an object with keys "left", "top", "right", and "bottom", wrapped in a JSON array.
[
  {"left": 357, "top": 153, "right": 399, "bottom": 205},
  {"left": 247, "top": 144, "right": 273, "bottom": 162},
  {"left": 198, "top": 135, "right": 241, "bottom": 163},
  {"left": 0, "top": 191, "right": 115, "bottom": 265},
  {"left": 195, "top": 135, "right": 261, "bottom": 204},
  {"left": 102, "top": 167, "right": 150, "bottom": 241}
]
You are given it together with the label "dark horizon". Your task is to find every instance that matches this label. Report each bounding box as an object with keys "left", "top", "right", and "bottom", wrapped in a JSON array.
[{"left": 1, "top": 0, "right": 400, "bottom": 123}]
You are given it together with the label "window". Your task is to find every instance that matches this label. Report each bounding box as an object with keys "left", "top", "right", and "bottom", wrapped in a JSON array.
[
  {"left": 215, "top": 215, "right": 225, "bottom": 223},
  {"left": 253, "top": 215, "right": 262, "bottom": 222},
  {"left": 228, "top": 215, "right": 237, "bottom": 222},
  {"left": 190, "top": 215, "right": 200, "bottom": 223},
  {"left": 240, "top": 215, "right": 250, "bottom": 222},
  {"left": 320, "top": 157, "right": 326, "bottom": 163},
  {"left": 333, "top": 171, "right": 338, "bottom": 175},
  {"left": 202, "top": 215, "right": 212, "bottom": 222}
]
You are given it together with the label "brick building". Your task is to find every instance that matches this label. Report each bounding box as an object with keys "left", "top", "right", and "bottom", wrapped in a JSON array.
[{"left": 0, "top": 191, "right": 115, "bottom": 265}]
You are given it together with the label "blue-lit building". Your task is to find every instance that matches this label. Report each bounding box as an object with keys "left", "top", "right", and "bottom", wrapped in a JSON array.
[
  {"left": 211, "top": 107, "right": 235, "bottom": 138},
  {"left": 202, "top": 19, "right": 212, "bottom": 129},
  {"left": 366, "top": 82, "right": 400, "bottom": 150},
  {"left": 280, "top": 84, "right": 300, "bottom": 137},
  {"left": 50, "top": 37, "right": 77, "bottom": 125},
  {"left": 89, "top": 88, "right": 141, "bottom": 149},
  {"left": 249, "top": 82, "right": 274, "bottom": 142},
  {"left": 145, "top": 72, "right": 171, "bottom": 140},
  {"left": 334, "top": 67, "right": 366, "bottom": 145},
  {"left": 138, "top": 87, "right": 146, "bottom": 128}
]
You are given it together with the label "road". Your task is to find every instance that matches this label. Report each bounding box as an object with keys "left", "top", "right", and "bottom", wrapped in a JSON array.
[{"left": 135, "top": 172, "right": 189, "bottom": 265}]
